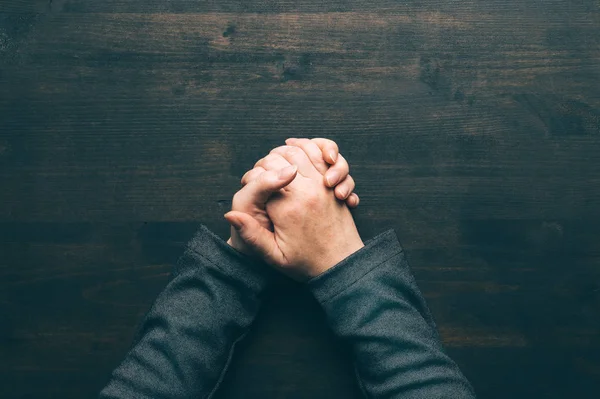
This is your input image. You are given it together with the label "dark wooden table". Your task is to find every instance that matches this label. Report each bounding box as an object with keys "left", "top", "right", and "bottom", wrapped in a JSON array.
[{"left": 1, "top": 1, "right": 599, "bottom": 398}]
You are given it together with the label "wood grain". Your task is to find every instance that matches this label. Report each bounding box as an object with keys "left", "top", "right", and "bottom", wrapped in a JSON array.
[{"left": 1, "top": 1, "right": 600, "bottom": 398}]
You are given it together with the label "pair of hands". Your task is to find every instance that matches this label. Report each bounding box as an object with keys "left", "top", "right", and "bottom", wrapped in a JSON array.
[{"left": 224, "top": 138, "right": 364, "bottom": 281}]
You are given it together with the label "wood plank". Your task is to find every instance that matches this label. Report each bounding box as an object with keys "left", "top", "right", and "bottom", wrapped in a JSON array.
[
  {"left": 2, "top": 0, "right": 597, "bottom": 16},
  {"left": 1, "top": 11, "right": 599, "bottom": 224},
  {"left": 2, "top": 1, "right": 600, "bottom": 398}
]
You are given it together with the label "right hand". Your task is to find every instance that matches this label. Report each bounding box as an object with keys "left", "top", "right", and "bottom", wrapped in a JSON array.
[{"left": 224, "top": 145, "right": 364, "bottom": 281}]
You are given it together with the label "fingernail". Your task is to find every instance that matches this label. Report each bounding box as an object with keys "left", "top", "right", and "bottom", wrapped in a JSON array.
[
  {"left": 286, "top": 138, "right": 297, "bottom": 143},
  {"left": 329, "top": 151, "right": 337, "bottom": 162},
  {"left": 339, "top": 187, "right": 349, "bottom": 199},
  {"left": 325, "top": 171, "right": 339, "bottom": 186},
  {"left": 279, "top": 165, "right": 297, "bottom": 179}
]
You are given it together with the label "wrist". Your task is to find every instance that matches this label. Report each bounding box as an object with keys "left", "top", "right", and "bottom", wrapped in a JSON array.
[
  {"left": 227, "top": 234, "right": 249, "bottom": 255},
  {"left": 309, "top": 237, "right": 364, "bottom": 278},
  {"left": 228, "top": 232, "right": 263, "bottom": 262}
]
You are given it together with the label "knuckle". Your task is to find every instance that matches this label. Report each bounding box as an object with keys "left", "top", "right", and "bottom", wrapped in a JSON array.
[
  {"left": 285, "top": 146, "right": 299, "bottom": 156},
  {"left": 268, "top": 153, "right": 286, "bottom": 162},
  {"left": 347, "top": 181, "right": 355, "bottom": 192},
  {"left": 340, "top": 178, "right": 352, "bottom": 191},
  {"left": 282, "top": 201, "right": 304, "bottom": 220},
  {"left": 330, "top": 165, "right": 347, "bottom": 180},
  {"left": 337, "top": 154, "right": 350, "bottom": 172},
  {"left": 270, "top": 146, "right": 286, "bottom": 154},
  {"left": 315, "top": 137, "right": 339, "bottom": 152},
  {"left": 329, "top": 139, "right": 340, "bottom": 151},
  {"left": 244, "top": 172, "right": 259, "bottom": 184},
  {"left": 259, "top": 154, "right": 280, "bottom": 169},
  {"left": 254, "top": 157, "right": 264, "bottom": 168},
  {"left": 267, "top": 172, "right": 283, "bottom": 186},
  {"left": 256, "top": 169, "right": 274, "bottom": 184},
  {"left": 336, "top": 186, "right": 348, "bottom": 199},
  {"left": 263, "top": 153, "right": 277, "bottom": 162},
  {"left": 231, "top": 192, "right": 244, "bottom": 208},
  {"left": 304, "top": 190, "right": 321, "bottom": 206}
]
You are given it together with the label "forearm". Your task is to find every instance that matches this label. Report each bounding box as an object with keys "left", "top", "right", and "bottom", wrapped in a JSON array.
[
  {"left": 308, "top": 230, "right": 476, "bottom": 399},
  {"left": 100, "top": 225, "right": 273, "bottom": 399}
]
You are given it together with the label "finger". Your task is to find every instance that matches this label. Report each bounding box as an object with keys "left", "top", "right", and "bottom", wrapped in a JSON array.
[
  {"left": 334, "top": 174, "right": 355, "bottom": 200},
  {"left": 286, "top": 137, "right": 352, "bottom": 191},
  {"left": 284, "top": 138, "right": 329, "bottom": 175},
  {"left": 241, "top": 166, "right": 267, "bottom": 186},
  {"left": 223, "top": 211, "right": 285, "bottom": 266},
  {"left": 255, "top": 153, "right": 292, "bottom": 171},
  {"left": 310, "top": 138, "right": 340, "bottom": 165},
  {"left": 238, "top": 165, "right": 297, "bottom": 206},
  {"left": 324, "top": 153, "right": 350, "bottom": 187},
  {"left": 346, "top": 193, "right": 360, "bottom": 208},
  {"left": 270, "top": 145, "right": 321, "bottom": 179}
]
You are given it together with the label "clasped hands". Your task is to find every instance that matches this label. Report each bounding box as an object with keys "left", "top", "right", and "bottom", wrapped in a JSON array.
[{"left": 224, "top": 138, "right": 364, "bottom": 281}]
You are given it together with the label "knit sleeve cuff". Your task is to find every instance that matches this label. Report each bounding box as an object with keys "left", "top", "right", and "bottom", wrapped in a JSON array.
[
  {"left": 175, "top": 224, "right": 277, "bottom": 294},
  {"left": 306, "top": 229, "right": 404, "bottom": 303}
]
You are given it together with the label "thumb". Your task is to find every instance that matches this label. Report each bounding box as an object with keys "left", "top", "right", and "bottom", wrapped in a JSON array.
[
  {"left": 247, "top": 165, "right": 298, "bottom": 205},
  {"left": 223, "top": 211, "right": 283, "bottom": 265}
]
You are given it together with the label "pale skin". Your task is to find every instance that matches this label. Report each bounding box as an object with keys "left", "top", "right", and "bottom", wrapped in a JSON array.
[
  {"left": 225, "top": 138, "right": 364, "bottom": 281},
  {"left": 226, "top": 138, "right": 358, "bottom": 257}
]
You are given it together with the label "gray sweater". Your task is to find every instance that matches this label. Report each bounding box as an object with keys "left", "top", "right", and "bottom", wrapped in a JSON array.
[{"left": 99, "top": 225, "right": 476, "bottom": 398}]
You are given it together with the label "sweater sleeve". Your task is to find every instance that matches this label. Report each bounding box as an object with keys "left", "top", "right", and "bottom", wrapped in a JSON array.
[
  {"left": 307, "top": 229, "right": 476, "bottom": 399},
  {"left": 99, "top": 225, "right": 276, "bottom": 399}
]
